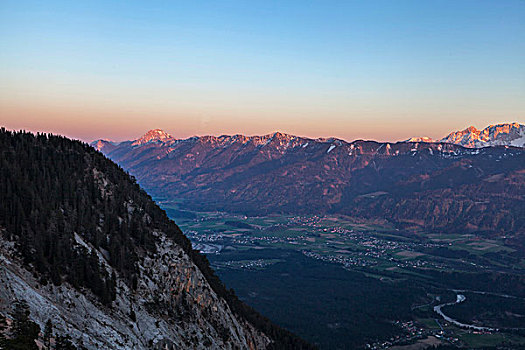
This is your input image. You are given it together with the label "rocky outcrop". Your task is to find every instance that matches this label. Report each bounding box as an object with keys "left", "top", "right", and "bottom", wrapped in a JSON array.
[{"left": 0, "top": 233, "right": 268, "bottom": 349}]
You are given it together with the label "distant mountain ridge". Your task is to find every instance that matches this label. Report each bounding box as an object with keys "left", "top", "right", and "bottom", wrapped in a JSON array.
[
  {"left": 440, "top": 122, "right": 525, "bottom": 148},
  {"left": 92, "top": 122, "right": 525, "bottom": 152},
  {"left": 406, "top": 122, "right": 525, "bottom": 148},
  {"left": 92, "top": 127, "right": 525, "bottom": 236}
]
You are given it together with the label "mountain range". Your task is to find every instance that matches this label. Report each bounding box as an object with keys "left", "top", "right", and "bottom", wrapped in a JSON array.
[
  {"left": 92, "top": 123, "right": 525, "bottom": 236},
  {"left": 94, "top": 123, "right": 525, "bottom": 152}
]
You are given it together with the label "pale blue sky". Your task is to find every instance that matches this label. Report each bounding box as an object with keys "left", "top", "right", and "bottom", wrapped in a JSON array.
[{"left": 1, "top": 0, "right": 524, "bottom": 141}]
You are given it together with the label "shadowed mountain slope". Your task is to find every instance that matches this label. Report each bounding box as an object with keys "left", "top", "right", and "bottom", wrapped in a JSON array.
[{"left": 94, "top": 130, "right": 525, "bottom": 236}]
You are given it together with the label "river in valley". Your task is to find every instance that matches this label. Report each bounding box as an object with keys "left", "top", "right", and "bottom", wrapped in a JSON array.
[{"left": 433, "top": 294, "right": 496, "bottom": 332}]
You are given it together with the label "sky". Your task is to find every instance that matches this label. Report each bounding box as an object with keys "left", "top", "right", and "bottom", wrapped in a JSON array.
[{"left": 1, "top": 0, "right": 524, "bottom": 142}]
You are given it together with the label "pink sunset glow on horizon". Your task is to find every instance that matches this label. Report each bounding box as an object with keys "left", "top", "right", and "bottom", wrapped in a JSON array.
[
  {"left": 1, "top": 109, "right": 521, "bottom": 145},
  {"left": 1, "top": 1, "right": 523, "bottom": 144},
  {"left": 1, "top": 83, "right": 521, "bottom": 144}
]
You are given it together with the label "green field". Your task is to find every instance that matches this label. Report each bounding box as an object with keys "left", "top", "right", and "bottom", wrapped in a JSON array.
[{"left": 159, "top": 200, "right": 525, "bottom": 349}]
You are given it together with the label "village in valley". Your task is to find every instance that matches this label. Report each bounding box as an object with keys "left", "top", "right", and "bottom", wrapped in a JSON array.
[{"left": 161, "top": 202, "right": 525, "bottom": 349}]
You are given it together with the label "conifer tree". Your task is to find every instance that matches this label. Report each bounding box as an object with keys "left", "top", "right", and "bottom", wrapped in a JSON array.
[
  {"left": 43, "top": 319, "right": 53, "bottom": 349},
  {"left": 0, "top": 313, "right": 7, "bottom": 349},
  {"left": 6, "top": 300, "right": 39, "bottom": 350},
  {"left": 55, "top": 335, "right": 77, "bottom": 350}
]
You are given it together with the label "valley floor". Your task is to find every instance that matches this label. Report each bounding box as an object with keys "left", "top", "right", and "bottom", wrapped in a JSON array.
[{"left": 159, "top": 200, "right": 525, "bottom": 349}]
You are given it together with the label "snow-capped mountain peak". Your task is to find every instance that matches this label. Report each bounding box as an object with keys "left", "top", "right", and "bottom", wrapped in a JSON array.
[
  {"left": 405, "top": 136, "right": 434, "bottom": 143},
  {"left": 440, "top": 122, "right": 525, "bottom": 148}
]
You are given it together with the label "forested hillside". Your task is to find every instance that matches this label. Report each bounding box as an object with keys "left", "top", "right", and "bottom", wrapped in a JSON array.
[{"left": 0, "top": 128, "right": 313, "bottom": 349}]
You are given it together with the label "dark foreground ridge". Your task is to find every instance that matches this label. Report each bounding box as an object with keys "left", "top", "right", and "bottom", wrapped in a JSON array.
[{"left": 0, "top": 128, "right": 314, "bottom": 349}]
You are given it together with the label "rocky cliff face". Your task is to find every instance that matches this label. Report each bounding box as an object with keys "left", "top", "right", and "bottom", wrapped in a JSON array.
[
  {"left": 0, "top": 233, "right": 268, "bottom": 349},
  {"left": 92, "top": 130, "right": 525, "bottom": 235}
]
